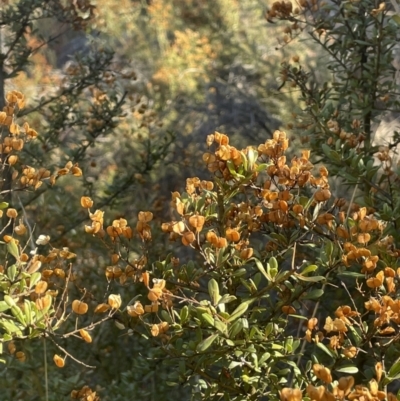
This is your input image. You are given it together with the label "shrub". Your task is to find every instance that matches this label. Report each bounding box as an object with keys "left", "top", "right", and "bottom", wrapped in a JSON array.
[
  {"left": 83, "top": 1, "right": 400, "bottom": 399},
  {"left": 86, "top": 128, "right": 400, "bottom": 400}
]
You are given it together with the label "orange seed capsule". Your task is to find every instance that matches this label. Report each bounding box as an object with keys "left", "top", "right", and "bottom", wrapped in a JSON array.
[
  {"left": 111, "top": 253, "right": 120, "bottom": 265},
  {"left": 16, "top": 351, "right": 26, "bottom": 362},
  {"left": 53, "top": 354, "right": 65, "bottom": 368},
  {"left": 8, "top": 155, "right": 18, "bottom": 165},
  {"left": 94, "top": 303, "right": 110, "bottom": 313},
  {"left": 80, "top": 196, "right": 93, "bottom": 208},
  {"left": 72, "top": 300, "right": 89, "bottom": 315},
  {"left": 240, "top": 248, "right": 253, "bottom": 260},
  {"left": 34, "top": 281, "right": 48, "bottom": 294},
  {"left": 148, "top": 287, "right": 162, "bottom": 302},
  {"left": 35, "top": 294, "right": 52, "bottom": 311},
  {"left": 79, "top": 329, "right": 92, "bottom": 343},
  {"left": 8, "top": 341, "right": 16, "bottom": 354},
  {"left": 108, "top": 294, "right": 122, "bottom": 309},
  {"left": 142, "top": 271, "right": 150, "bottom": 287}
]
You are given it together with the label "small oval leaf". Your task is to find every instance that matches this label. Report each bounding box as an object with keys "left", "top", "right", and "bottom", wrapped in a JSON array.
[{"left": 196, "top": 333, "right": 218, "bottom": 352}]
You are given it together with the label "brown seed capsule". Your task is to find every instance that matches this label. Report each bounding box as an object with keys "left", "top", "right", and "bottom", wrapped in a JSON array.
[
  {"left": 80, "top": 196, "right": 93, "bottom": 209},
  {"left": 5, "top": 237, "right": 18, "bottom": 246},
  {"left": 226, "top": 228, "right": 240, "bottom": 242},
  {"left": 7, "top": 155, "right": 18, "bottom": 165},
  {"left": 158, "top": 321, "right": 170, "bottom": 334},
  {"left": 35, "top": 294, "right": 52, "bottom": 311},
  {"left": 240, "top": 248, "right": 254, "bottom": 260},
  {"left": 8, "top": 341, "right": 16, "bottom": 354},
  {"left": 148, "top": 287, "right": 162, "bottom": 302},
  {"left": 151, "top": 324, "right": 159, "bottom": 337},
  {"left": 14, "top": 224, "right": 26, "bottom": 235},
  {"left": 94, "top": 303, "right": 110, "bottom": 313},
  {"left": 111, "top": 253, "right": 119, "bottom": 265},
  {"left": 142, "top": 271, "right": 150, "bottom": 287},
  {"left": 53, "top": 354, "right": 65, "bottom": 368},
  {"left": 79, "top": 329, "right": 92, "bottom": 343},
  {"left": 127, "top": 301, "right": 145, "bottom": 317},
  {"left": 16, "top": 351, "right": 26, "bottom": 362},
  {"left": 72, "top": 300, "right": 88, "bottom": 315},
  {"left": 108, "top": 294, "right": 122, "bottom": 310},
  {"left": 282, "top": 305, "right": 296, "bottom": 314},
  {"left": 34, "top": 281, "right": 48, "bottom": 294}
]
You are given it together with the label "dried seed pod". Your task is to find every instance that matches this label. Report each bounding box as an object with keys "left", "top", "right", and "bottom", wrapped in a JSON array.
[
  {"left": 72, "top": 300, "right": 88, "bottom": 315},
  {"left": 108, "top": 294, "right": 122, "bottom": 309},
  {"left": 79, "top": 329, "right": 92, "bottom": 343},
  {"left": 34, "top": 281, "right": 48, "bottom": 294},
  {"left": 80, "top": 196, "right": 93, "bottom": 208},
  {"left": 151, "top": 324, "right": 160, "bottom": 337},
  {"left": 94, "top": 303, "right": 110, "bottom": 313},
  {"left": 148, "top": 287, "right": 162, "bottom": 302},
  {"left": 53, "top": 354, "right": 65, "bottom": 368},
  {"left": 16, "top": 351, "right": 26, "bottom": 362},
  {"left": 36, "top": 294, "right": 52, "bottom": 311}
]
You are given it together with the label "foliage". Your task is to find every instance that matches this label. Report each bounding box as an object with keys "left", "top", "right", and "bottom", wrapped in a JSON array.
[
  {"left": 81, "top": 0, "right": 400, "bottom": 400},
  {"left": 87, "top": 127, "right": 400, "bottom": 400},
  {"left": 93, "top": 0, "right": 323, "bottom": 178},
  {"left": 0, "top": 1, "right": 174, "bottom": 400},
  {"left": 2, "top": 0, "right": 400, "bottom": 400}
]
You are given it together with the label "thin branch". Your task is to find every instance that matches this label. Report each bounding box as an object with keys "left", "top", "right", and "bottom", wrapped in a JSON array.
[{"left": 47, "top": 335, "right": 96, "bottom": 369}]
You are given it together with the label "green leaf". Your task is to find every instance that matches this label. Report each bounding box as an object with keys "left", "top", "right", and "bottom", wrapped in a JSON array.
[
  {"left": 0, "top": 319, "right": 23, "bottom": 336},
  {"left": 226, "top": 160, "right": 244, "bottom": 179},
  {"left": 160, "top": 309, "right": 173, "bottom": 324},
  {"left": 0, "top": 203, "right": 9, "bottom": 210},
  {"left": 388, "top": 359, "right": 400, "bottom": 380},
  {"left": 289, "top": 314, "right": 309, "bottom": 320},
  {"left": 335, "top": 366, "right": 359, "bottom": 374},
  {"left": 265, "top": 322, "right": 274, "bottom": 337},
  {"left": 254, "top": 258, "right": 269, "bottom": 280},
  {"left": 218, "top": 294, "right": 236, "bottom": 304},
  {"left": 317, "top": 342, "right": 337, "bottom": 359},
  {"left": 208, "top": 278, "right": 220, "bottom": 305},
  {"left": 324, "top": 241, "right": 333, "bottom": 259},
  {"left": 302, "top": 289, "right": 324, "bottom": 300},
  {"left": 229, "top": 319, "right": 244, "bottom": 338},
  {"left": 201, "top": 313, "right": 215, "bottom": 327},
  {"left": 3, "top": 295, "right": 16, "bottom": 308},
  {"left": 247, "top": 148, "right": 258, "bottom": 169},
  {"left": 337, "top": 271, "right": 365, "bottom": 279},
  {"left": 0, "top": 302, "right": 10, "bottom": 313},
  {"left": 227, "top": 302, "right": 250, "bottom": 322},
  {"left": 392, "top": 14, "right": 400, "bottom": 25},
  {"left": 7, "top": 265, "right": 17, "bottom": 281},
  {"left": 269, "top": 256, "right": 278, "bottom": 270},
  {"left": 232, "top": 268, "right": 246, "bottom": 277},
  {"left": 259, "top": 352, "right": 270, "bottom": 365},
  {"left": 24, "top": 300, "right": 32, "bottom": 326},
  {"left": 266, "top": 258, "right": 278, "bottom": 280},
  {"left": 294, "top": 273, "right": 325, "bottom": 282},
  {"left": 196, "top": 333, "right": 218, "bottom": 352},
  {"left": 180, "top": 305, "right": 189, "bottom": 323},
  {"left": 228, "top": 361, "right": 242, "bottom": 370},
  {"left": 6, "top": 240, "right": 19, "bottom": 260},
  {"left": 29, "top": 272, "right": 41, "bottom": 288},
  {"left": 348, "top": 325, "right": 362, "bottom": 346},
  {"left": 11, "top": 305, "right": 26, "bottom": 326},
  {"left": 301, "top": 265, "right": 318, "bottom": 275},
  {"left": 256, "top": 163, "right": 268, "bottom": 172},
  {"left": 321, "top": 144, "right": 341, "bottom": 162},
  {"left": 214, "top": 319, "right": 227, "bottom": 334}
]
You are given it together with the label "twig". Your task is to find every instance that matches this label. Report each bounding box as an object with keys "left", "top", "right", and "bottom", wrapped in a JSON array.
[
  {"left": 47, "top": 335, "right": 96, "bottom": 369},
  {"left": 43, "top": 337, "right": 49, "bottom": 401}
]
